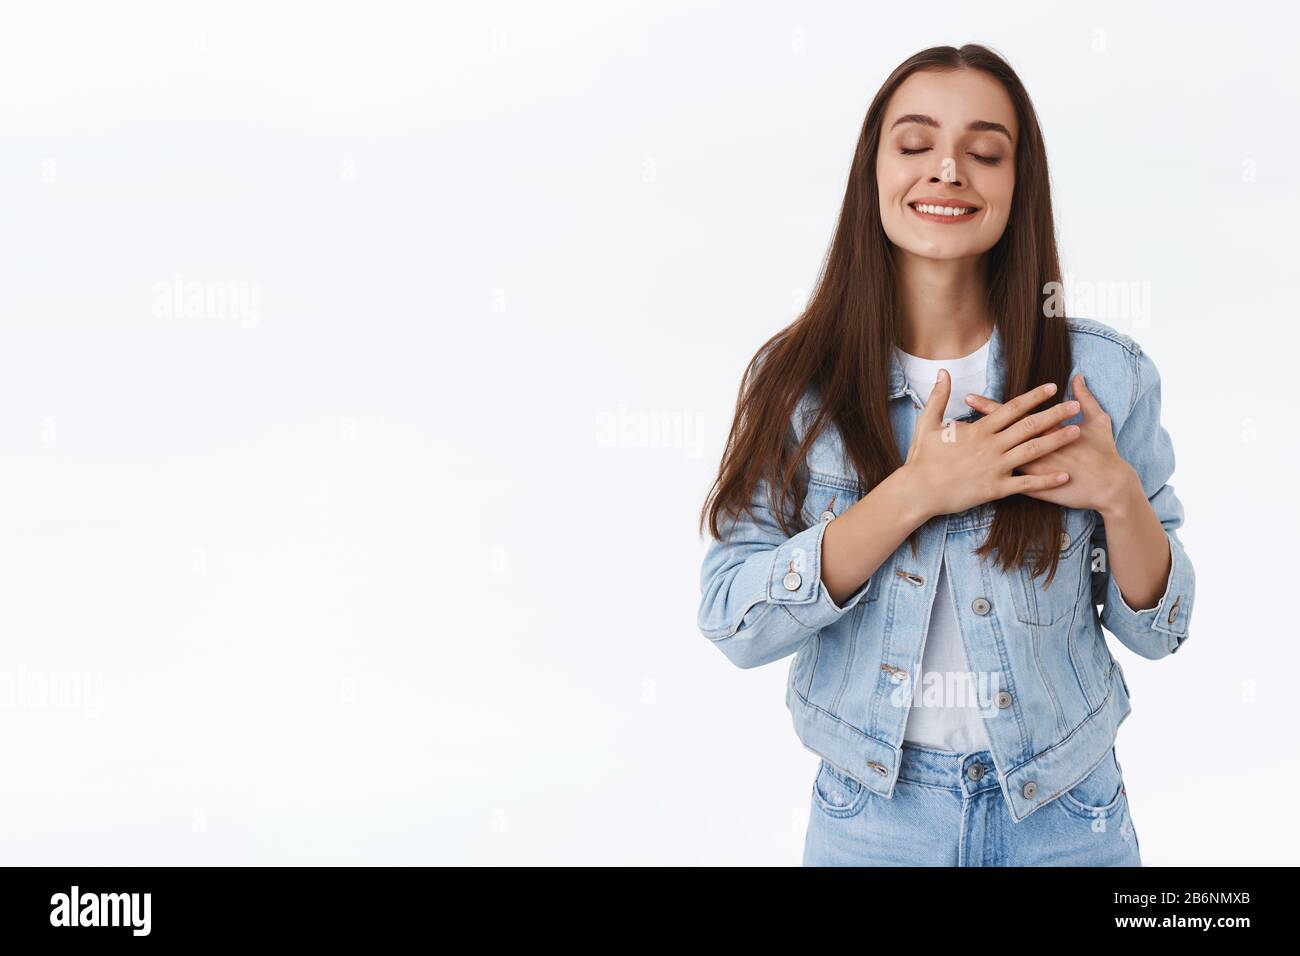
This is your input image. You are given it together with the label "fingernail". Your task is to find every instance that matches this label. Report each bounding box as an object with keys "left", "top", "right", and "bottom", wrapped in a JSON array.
[
  {"left": 1057, "top": 472, "right": 1069, "bottom": 482},
  {"left": 1044, "top": 382, "right": 1057, "bottom": 394}
]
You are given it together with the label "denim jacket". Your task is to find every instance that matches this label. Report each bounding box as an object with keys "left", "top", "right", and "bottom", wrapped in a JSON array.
[{"left": 697, "top": 316, "right": 1194, "bottom": 822}]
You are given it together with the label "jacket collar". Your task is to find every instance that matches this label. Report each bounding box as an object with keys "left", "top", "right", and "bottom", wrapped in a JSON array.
[{"left": 887, "top": 322, "right": 1006, "bottom": 418}]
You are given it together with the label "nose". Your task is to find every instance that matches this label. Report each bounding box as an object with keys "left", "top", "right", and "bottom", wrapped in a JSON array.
[{"left": 929, "top": 152, "right": 965, "bottom": 187}]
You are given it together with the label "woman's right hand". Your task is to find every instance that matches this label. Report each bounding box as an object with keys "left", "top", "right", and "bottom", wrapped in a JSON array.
[{"left": 900, "top": 371, "right": 1082, "bottom": 520}]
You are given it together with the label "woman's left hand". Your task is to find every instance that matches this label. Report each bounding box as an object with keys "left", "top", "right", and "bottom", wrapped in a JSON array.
[{"left": 964, "top": 373, "right": 1136, "bottom": 512}]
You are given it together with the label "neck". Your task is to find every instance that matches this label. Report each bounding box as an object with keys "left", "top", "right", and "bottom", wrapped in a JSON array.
[{"left": 893, "top": 249, "right": 994, "bottom": 358}]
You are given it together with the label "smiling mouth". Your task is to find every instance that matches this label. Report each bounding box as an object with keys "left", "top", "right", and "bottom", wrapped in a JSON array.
[{"left": 908, "top": 201, "right": 980, "bottom": 222}]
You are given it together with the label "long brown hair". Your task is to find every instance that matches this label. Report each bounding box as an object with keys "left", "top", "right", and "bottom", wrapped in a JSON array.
[{"left": 699, "top": 43, "right": 1072, "bottom": 584}]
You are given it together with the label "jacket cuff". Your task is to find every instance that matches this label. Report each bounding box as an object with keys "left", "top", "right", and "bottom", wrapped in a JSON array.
[
  {"left": 1104, "top": 534, "right": 1193, "bottom": 657},
  {"left": 767, "top": 517, "right": 872, "bottom": 631}
]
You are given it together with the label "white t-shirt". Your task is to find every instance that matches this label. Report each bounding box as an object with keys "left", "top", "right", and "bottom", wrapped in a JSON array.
[{"left": 892, "top": 334, "right": 994, "bottom": 754}]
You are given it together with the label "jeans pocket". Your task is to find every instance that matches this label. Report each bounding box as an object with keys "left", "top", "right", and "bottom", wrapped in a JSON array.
[
  {"left": 1056, "top": 747, "right": 1126, "bottom": 821},
  {"left": 811, "top": 759, "right": 870, "bottom": 819}
]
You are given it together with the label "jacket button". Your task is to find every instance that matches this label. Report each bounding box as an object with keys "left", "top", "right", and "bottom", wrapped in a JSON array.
[
  {"left": 971, "top": 597, "right": 991, "bottom": 616},
  {"left": 880, "top": 663, "right": 908, "bottom": 683},
  {"left": 995, "top": 691, "right": 1013, "bottom": 709},
  {"left": 966, "top": 762, "right": 986, "bottom": 781},
  {"left": 1022, "top": 781, "right": 1038, "bottom": 799},
  {"left": 1060, "top": 531, "right": 1070, "bottom": 550},
  {"left": 782, "top": 570, "right": 802, "bottom": 591},
  {"left": 820, "top": 510, "right": 836, "bottom": 522},
  {"left": 1167, "top": 595, "right": 1181, "bottom": 624}
]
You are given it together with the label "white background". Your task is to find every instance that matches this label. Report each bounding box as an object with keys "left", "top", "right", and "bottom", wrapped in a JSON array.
[{"left": 0, "top": 0, "right": 1295, "bottom": 865}]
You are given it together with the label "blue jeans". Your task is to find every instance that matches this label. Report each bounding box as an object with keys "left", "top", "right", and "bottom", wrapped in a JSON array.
[{"left": 803, "top": 742, "right": 1142, "bottom": 866}]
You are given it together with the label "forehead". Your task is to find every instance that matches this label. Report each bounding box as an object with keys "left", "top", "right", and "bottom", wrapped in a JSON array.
[{"left": 884, "top": 68, "right": 1018, "bottom": 140}]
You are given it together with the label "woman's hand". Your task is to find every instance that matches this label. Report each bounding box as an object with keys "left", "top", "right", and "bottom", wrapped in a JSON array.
[
  {"left": 900, "top": 371, "right": 1082, "bottom": 521},
  {"left": 963, "top": 373, "right": 1136, "bottom": 512}
]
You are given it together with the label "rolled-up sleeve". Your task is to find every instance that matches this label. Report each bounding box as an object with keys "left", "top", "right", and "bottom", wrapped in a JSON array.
[
  {"left": 698, "top": 474, "right": 872, "bottom": 670},
  {"left": 1091, "top": 345, "right": 1194, "bottom": 660}
]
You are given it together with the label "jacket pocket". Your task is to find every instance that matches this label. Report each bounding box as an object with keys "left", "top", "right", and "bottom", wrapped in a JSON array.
[
  {"left": 800, "top": 473, "right": 878, "bottom": 604},
  {"left": 1010, "top": 509, "right": 1094, "bottom": 626}
]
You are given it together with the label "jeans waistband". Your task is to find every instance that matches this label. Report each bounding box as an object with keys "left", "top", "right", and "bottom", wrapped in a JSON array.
[{"left": 897, "top": 741, "right": 1003, "bottom": 797}]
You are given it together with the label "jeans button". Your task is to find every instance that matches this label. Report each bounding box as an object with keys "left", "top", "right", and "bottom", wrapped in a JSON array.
[
  {"left": 1022, "top": 781, "right": 1038, "bottom": 799},
  {"left": 783, "top": 571, "right": 802, "bottom": 591},
  {"left": 995, "top": 691, "right": 1013, "bottom": 709},
  {"left": 971, "top": 597, "right": 991, "bottom": 615},
  {"left": 967, "top": 762, "right": 986, "bottom": 781}
]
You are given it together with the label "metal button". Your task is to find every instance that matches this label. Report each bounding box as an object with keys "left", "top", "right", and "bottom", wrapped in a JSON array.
[
  {"left": 966, "top": 763, "right": 986, "bottom": 781},
  {"left": 995, "top": 691, "right": 1013, "bottom": 709},
  {"left": 820, "top": 510, "right": 836, "bottom": 522},
  {"left": 1022, "top": 781, "right": 1038, "bottom": 799},
  {"left": 1060, "top": 531, "right": 1070, "bottom": 550},
  {"left": 782, "top": 571, "right": 802, "bottom": 591},
  {"left": 1167, "top": 595, "right": 1181, "bottom": 624},
  {"left": 880, "top": 663, "right": 908, "bottom": 684},
  {"left": 971, "top": 597, "right": 991, "bottom": 616}
]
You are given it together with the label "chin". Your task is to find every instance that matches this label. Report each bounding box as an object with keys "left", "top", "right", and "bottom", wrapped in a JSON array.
[
  {"left": 905, "top": 226, "right": 1004, "bottom": 258},
  {"left": 903, "top": 239, "right": 979, "bottom": 260}
]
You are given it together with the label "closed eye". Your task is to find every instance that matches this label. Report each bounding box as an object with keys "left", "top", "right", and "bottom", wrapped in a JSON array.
[{"left": 899, "top": 146, "right": 1002, "bottom": 167}]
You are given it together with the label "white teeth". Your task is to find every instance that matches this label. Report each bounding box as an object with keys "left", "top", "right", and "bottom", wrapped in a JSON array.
[{"left": 913, "top": 203, "right": 975, "bottom": 216}]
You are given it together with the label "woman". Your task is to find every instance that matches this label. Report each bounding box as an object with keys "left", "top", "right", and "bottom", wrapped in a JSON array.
[{"left": 696, "top": 44, "right": 1194, "bottom": 866}]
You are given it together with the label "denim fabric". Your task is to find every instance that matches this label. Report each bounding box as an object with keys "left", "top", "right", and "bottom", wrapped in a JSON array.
[
  {"left": 803, "top": 742, "right": 1141, "bottom": 866},
  {"left": 698, "top": 316, "right": 1194, "bottom": 824}
]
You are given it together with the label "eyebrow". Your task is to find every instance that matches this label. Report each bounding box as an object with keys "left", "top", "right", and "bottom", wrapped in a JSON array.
[{"left": 889, "top": 114, "right": 1014, "bottom": 143}]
